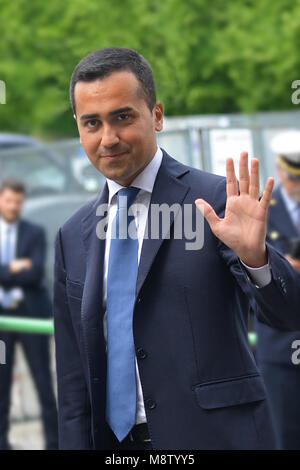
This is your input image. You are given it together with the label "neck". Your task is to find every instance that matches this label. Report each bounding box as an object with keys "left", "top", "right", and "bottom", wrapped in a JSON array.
[{"left": 1, "top": 216, "right": 17, "bottom": 224}]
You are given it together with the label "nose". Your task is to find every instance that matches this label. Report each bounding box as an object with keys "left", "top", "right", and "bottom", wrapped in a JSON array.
[{"left": 100, "top": 124, "right": 120, "bottom": 148}]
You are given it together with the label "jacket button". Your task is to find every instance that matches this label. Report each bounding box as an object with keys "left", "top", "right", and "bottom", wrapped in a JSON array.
[
  {"left": 137, "top": 297, "right": 142, "bottom": 303},
  {"left": 146, "top": 399, "right": 156, "bottom": 410},
  {"left": 93, "top": 377, "right": 100, "bottom": 383},
  {"left": 137, "top": 347, "right": 147, "bottom": 359}
]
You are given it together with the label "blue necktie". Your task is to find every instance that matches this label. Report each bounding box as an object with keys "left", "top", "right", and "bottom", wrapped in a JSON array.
[
  {"left": 106, "top": 186, "right": 140, "bottom": 442},
  {"left": 1, "top": 226, "right": 14, "bottom": 308}
]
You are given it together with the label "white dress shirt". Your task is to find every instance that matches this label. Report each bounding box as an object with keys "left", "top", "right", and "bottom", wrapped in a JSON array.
[
  {"left": 102, "top": 146, "right": 272, "bottom": 425},
  {"left": 0, "top": 216, "right": 18, "bottom": 263}
]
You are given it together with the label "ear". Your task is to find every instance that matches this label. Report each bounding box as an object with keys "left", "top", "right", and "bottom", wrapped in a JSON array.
[
  {"left": 73, "top": 113, "right": 82, "bottom": 143},
  {"left": 276, "top": 163, "right": 283, "bottom": 179},
  {"left": 154, "top": 102, "right": 163, "bottom": 132}
]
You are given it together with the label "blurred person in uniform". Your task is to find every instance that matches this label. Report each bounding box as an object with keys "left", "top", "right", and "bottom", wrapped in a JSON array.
[
  {"left": 0, "top": 179, "right": 58, "bottom": 450},
  {"left": 255, "top": 130, "right": 300, "bottom": 449}
]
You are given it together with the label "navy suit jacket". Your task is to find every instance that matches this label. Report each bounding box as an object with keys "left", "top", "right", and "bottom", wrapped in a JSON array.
[
  {"left": 255, "top": 186, "right": 300, "bottom": 364},
  {"left": 0, "top": 218, "right": 52, "bottom": 318},
  {"left": 53, "top": 150, "right": 300, "bottom": 450}
]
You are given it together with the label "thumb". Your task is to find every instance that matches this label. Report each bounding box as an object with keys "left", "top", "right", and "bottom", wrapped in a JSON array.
[{"left": 195, "top": 198, "right": 220, "bottom": 232}]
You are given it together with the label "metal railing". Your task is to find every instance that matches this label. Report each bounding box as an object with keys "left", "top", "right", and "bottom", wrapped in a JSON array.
[
  {"left": 0, "top": 315, "right": 258, "bottom": 346},
  {"left": 0, "top": 316, "right": 53, "bottom": 335}
]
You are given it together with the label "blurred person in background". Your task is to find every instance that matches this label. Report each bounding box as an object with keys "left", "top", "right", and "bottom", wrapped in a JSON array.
[
  {"left": 255, "top": 130, "right": 300, "bottom": 449},
  {"left": 0, "top": 179, "right": 58, "bottom": 450}
]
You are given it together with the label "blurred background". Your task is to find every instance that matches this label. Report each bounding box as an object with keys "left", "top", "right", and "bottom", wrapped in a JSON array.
[{"left": 1, "top": 0, "right": 300, "bottom": 449}]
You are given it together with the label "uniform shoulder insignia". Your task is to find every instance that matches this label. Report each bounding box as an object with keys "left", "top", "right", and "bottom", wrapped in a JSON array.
[{"left": 269, "top": 230, "right": 279, "bottom": 240}]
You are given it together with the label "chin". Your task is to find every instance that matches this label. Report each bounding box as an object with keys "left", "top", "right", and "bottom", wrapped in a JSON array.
[{"left": 105, "top": 166, "right": 134, "bottom": 183}]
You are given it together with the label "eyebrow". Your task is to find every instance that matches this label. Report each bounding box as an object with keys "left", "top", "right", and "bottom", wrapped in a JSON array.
[{"left": 79, "top": 107, "right": 134, "bottom": 121}]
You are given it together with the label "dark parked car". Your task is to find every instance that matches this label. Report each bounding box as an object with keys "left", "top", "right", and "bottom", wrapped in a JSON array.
[{"left": 0, "top": 132, "right": 42, "bottom": 150}]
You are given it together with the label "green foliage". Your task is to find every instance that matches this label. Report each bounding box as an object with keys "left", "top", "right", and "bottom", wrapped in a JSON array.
[{"left": 0, "top": 0, "right": 299, "bottom": 138}]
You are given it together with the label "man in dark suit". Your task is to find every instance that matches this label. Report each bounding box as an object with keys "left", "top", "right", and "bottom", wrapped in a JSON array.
[
  {"left": 255, "top": 131, "right": 300, "bottom": 449},
  {"left": 53, "top": 47, "right": 300, "bottom": 450},
  {"left": 0, "top": 179, "right": 58, "bottom": 450}
]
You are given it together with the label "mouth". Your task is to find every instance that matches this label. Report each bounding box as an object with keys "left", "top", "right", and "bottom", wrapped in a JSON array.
[{"left": 101, "top": 151, "right": 128, "bottom": 159}]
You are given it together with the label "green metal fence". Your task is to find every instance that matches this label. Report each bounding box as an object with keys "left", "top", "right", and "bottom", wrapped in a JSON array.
[
  {"left": 0, "top": 315, "right": 258, "bottom": 346},
  {"left": 0, "top": 316, "right": 53, "bottom": 335}
]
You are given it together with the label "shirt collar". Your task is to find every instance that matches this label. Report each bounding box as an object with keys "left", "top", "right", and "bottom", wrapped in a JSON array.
[
  {"left": 106, "top": 146, "right": 163, "bottom": 205},
  {"left": 280, "top": 186, "right": 299, "bottom": 214},
  {"left": 0, "top": 216, "right": 18, "bottom": 232}
]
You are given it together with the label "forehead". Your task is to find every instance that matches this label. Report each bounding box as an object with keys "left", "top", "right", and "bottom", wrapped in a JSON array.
[
  {"left": 74, "top": 70, "right": 145, "bottom": 115},
  {"left": 1, "top": 189, "right": 24, "bottom": 199}
]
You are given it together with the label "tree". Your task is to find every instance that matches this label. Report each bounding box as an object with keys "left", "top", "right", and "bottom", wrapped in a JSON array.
[{"left": 0, "top": 0, "right": 299, "bottom": 138}]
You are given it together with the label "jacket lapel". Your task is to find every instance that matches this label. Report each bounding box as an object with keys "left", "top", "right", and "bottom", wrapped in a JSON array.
[
  {"left": 81, "top": 183, "right": 108, "bottom": 329},
  {"left": 136, "top": 152, "right": 190, "bottom": 299}
]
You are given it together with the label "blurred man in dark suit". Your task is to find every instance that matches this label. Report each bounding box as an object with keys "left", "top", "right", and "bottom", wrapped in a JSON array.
[
  {"left": 255, "top": 130, "right": 300, "bottom": 449},
  {"left": 0, "top": 179, "right": 58, "bottom": 450}
]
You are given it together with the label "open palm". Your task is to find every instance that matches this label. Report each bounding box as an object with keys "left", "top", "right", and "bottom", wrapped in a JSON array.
[{"left": 195, "top": 152, "right": 274, "bottom": 268}]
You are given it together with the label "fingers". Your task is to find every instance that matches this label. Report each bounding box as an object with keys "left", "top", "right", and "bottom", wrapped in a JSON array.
[
  {"left": 226, "top": 158, "right": 238, "bottom": 197},
  {"left": 235, "top": 153, "right": 260, "bottom": 200},
  {"left": 249, "top": 158, "right": 260, "bottom": 199},
  {"left": 260, "top": 177, "right": 274, "bottom": 210},
  {"left": 238, "top": 152, "right": 249, "bottom": 195},
  {"left": 195, "top": 198, "right": 220, "bottom": 232}
]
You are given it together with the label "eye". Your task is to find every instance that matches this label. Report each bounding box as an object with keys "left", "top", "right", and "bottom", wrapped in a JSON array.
[
  {"left": 117, "top": 114, "right": 130, "bottom": 121},
  {"left": 85, "top": 119, "right": 99, "bottom": 128}
]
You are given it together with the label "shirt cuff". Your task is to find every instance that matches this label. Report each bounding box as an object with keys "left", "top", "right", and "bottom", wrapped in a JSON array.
[
  {"left": 10, "top": 288, "right": 24, "bottom": 301},
  {"left": 240, "top": 258, "right": 272, "bottom": 288}
]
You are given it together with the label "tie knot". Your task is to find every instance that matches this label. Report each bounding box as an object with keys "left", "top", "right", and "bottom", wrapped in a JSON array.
[{"left": 117, "top": 186, "right": 140, "bottom": 209}]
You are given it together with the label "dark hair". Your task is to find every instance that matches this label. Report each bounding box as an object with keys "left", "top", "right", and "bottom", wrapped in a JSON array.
[
  {"left": 70, "top": 47, "right": 156, "bottom": 114},
  {"left": 0, "top": 178, "right": 26, "bottom": 195}
]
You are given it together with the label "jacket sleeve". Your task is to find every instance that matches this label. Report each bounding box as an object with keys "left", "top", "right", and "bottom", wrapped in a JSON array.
[
  {"left": 244, "top": 244, "right": 300, "bottom": 331},
  {"left": 53, "top": 228, "right": 92, "bottom": 450},
  {"left": 213, "top": 178, "right": 300, "bottom": 332},
  {"left": 0, "top": 227, "right": 46, "bottom": 287}
]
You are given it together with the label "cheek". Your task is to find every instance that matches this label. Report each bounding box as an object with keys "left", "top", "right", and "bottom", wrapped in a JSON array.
[
  {"left": 126, "top": 127, "right": 152, "bottom": 155},
  {"left": 80, "top": 131, "right": 100, "bottom": 154},
  {"left": 289, "top": 183, "right": 298, "bottom": 192}
]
